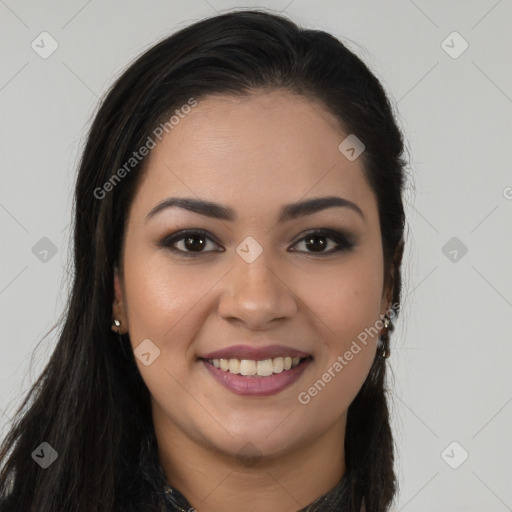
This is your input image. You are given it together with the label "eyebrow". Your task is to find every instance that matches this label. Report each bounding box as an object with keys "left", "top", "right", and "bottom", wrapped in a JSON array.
[{"left": 145, "top": 195, "right": 365, "bottom": 223}]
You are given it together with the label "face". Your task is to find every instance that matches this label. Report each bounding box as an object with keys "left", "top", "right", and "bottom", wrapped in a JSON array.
[{"left": 113, "top": 90, "right": 391, "bottom": 460}]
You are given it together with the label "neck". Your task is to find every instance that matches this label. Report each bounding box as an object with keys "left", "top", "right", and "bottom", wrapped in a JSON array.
[{"left": 154, "top": 408, "right": 346, "bottom": 512}]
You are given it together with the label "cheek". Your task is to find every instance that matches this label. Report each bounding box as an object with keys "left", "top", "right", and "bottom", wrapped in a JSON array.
[
  {"left": 299, "top": 248, "right": 385, "bottom": 346},
  {"left": 121, "top": 253, "right": 212, "bottom": 410},
  {"left": 293, "top": 251, "right": 383, "bottom": 406},
  {"left": 122, "top": 249, "right": 211, "bottom": 342}
]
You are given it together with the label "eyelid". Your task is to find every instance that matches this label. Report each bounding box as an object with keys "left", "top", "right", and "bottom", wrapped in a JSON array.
[{"left": 289, "top": 227, "right": 354, "bottom": 246}]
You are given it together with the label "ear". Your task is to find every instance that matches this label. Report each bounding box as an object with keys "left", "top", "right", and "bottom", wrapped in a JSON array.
[{"left": 112, "top": 264, "right": 128, "bottom": 333}]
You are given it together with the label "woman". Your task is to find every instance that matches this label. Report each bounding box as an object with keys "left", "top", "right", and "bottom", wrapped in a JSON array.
[{"left": 0, "top": 9, "right": 406, "bottom": 512}]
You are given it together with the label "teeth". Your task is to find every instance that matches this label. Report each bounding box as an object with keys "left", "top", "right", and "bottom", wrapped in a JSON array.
[
  {"left": 228, "top": 358, "right": 240, "bottom": 374},
  {"left": 209, "top": 356, "right": 306, "bottom": 376},
  {"left": 239, "top": 359, "right": 256, "bottom": 376},
  {"left": 273, "top": 357, "right": 284, "bottom": 373},
  {"left": 257, "top": 359, "right": 273, "bottom": 377}
]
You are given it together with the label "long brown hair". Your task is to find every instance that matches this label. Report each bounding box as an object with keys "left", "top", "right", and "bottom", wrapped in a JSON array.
[{"left": 0, "top": 9, "right": 407, "bottom": 511}]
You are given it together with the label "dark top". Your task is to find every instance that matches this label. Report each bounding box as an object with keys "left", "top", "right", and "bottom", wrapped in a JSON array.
[
  {"left": 0, "top": 449, "right": 356, "bottom": 511},
  {"left": 160, "top": 473, "right": 352, "bottom": 512},
  {"left": 0, "top": 466, "right": 353, "bottom": 512}
]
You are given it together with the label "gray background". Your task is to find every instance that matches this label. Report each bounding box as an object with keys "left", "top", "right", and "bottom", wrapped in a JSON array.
[{"left": 1, "top": 1, "right": 511, "bottom": 510}]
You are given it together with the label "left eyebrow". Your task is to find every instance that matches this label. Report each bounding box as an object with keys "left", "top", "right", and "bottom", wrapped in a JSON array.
[{"left": 145, "top": 195, "right": 365, "bottom": 223}]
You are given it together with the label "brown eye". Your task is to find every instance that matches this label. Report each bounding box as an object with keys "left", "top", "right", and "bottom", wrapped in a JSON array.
[
  {"left": 159, "top": 228, "right": 354, "bottom": 258},
  {"left": 159, "top": 229, "right": 223, "bottom": 257},
  {"left": 291, "top": 229, "right": 354, "bottom": 255},
  {"left": 180, "top": 234, "right": 207, "bottom": 252}
]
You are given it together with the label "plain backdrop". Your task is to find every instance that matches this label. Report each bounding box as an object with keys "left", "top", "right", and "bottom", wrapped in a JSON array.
[{"left": 1, "top": 1, "right": 511, "bottom": 510}]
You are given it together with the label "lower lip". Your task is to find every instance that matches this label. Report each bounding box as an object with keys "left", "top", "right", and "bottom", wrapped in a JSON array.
[{"left": 201, "top": 357, "right": 312, "bottom": 397}]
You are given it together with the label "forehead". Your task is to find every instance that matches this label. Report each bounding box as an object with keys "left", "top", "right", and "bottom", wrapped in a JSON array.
[{"left": 130, "top": 90, "right": 376, "bottom": 223}]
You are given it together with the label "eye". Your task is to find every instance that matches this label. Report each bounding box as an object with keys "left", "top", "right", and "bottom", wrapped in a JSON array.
[
  {"left": 158, "top": 228, "right": 354, "bottom": 257},
  {"left": 158, "top": 229, "right": 222, "bottom": 257},
  {"left": 290, "top": 229, "right": 354, "bottom": 255}
]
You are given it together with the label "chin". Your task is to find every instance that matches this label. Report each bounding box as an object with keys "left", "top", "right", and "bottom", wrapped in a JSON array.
[{"left": 207, "top": 427, "right": 300, "bottom": 462}]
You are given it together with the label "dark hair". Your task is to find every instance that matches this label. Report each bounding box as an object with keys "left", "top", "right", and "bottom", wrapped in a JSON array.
[{"left": 0, "top": 9, "right": 406, "bottom": 512}]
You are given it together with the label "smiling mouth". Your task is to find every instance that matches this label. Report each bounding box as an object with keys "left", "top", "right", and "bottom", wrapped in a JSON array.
[{"left": 201, "top": 356, "right": 313, "bottom": 377}]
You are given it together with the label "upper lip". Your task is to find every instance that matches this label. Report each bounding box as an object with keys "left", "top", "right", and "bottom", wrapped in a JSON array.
[{"left": 200, "top": 344, "right": 311, "bottom": 361}]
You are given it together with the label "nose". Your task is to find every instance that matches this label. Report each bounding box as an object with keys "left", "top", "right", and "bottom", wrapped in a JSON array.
[{"left": 217, "top": 251, "right": 298, "bottom": 330}]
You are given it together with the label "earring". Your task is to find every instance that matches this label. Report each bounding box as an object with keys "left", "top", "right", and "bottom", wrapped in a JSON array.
[
  {"left": 111, "top": 319, "right": 121, "bottom": 334},
  {"left": 111, "top": 319, "right": 131, "bottom": 361},
  {"left": 380, "top": 339, "right": 391, "bottom": 359},
  {"left": 379, "top": 314, "right": 391, "bottom": 359}
]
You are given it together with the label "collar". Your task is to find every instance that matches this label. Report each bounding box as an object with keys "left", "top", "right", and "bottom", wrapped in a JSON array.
[{"left": 160, "top": 473, "right": 351, "bottom": 512}]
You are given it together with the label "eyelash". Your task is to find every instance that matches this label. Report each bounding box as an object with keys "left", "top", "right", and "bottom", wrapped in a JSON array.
[{"left": 158, "top": 228, "right": 355, "bottom": 258}]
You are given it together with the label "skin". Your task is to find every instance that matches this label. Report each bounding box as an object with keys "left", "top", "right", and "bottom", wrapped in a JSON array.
[{"left": 112, "top": 90, "right": 393, "bottom": 512}]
